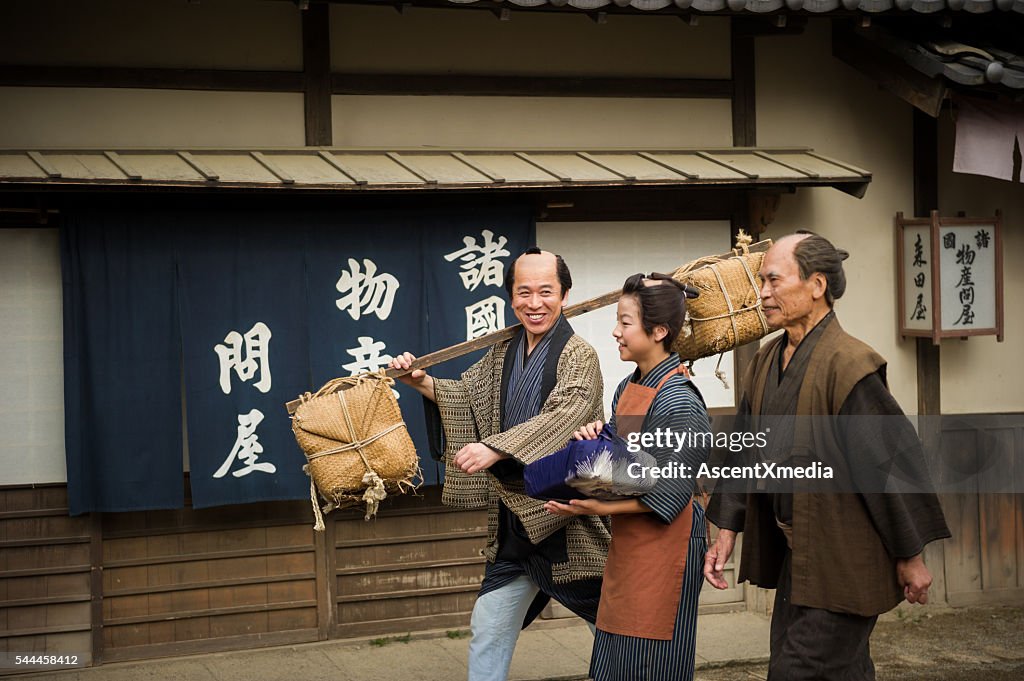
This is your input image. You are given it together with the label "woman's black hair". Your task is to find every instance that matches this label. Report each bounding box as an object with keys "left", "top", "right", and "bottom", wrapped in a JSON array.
[{"left": 620, "top": 272, "right": 688, "bottom": 351}]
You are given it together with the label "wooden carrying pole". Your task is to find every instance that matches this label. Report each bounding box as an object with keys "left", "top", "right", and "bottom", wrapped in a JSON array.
[{"left": 285, "top": 239, "right": 771, "bottom": 415}]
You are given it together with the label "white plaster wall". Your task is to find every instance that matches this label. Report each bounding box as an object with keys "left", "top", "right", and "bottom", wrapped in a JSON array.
[
  {"left": 331, "top": 95, "right": 733, "bottom": 148},
  {"left": 755, "top": 19, "right": 919, "bottom": 413},
  {"left": 0, "top": 87, "right": 305, "bottom": 148},
  {"left": 539, "top": 221, "right": 734, "bottom": 411},
  {"left": 0, "top": 229, "right": 66, "bottom": 484},
  {"left": 0, "top": 0, "right": 302, "bottom": 70},
  {"left": 327, "top": 5, "right": 732, "bottom": 148},
  {"left": 331, "top": 5, "right": 730, "bottom": 78},
  {"left": 937, "top": 114, "right": 1024, "bottom": 415}
]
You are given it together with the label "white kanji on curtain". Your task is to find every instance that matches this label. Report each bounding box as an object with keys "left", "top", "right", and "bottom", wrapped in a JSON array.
[
  {"left": 465, "top": 296, "right": 505, "bottom": 340},
  {"left": 443, "top": 229, "right": 510, "bottom": 291},
  {"left": 213, "top": 322, "right": 272, "bottom": 394},
  {"left": 335, "top": 257, "right": 400, "bottom": 320},
  {"left": 213, "top": 408, "right": 276, "bottom": 478}
]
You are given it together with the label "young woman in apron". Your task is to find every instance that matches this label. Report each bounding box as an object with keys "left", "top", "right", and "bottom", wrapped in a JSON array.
[{"left": 545, "top": 273, "right": 711, "bottom": 681}]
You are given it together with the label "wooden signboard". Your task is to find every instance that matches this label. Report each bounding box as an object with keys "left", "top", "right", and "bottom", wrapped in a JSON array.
[{"left": 896, "top": 210, "right": 1003, "bottom": 344}]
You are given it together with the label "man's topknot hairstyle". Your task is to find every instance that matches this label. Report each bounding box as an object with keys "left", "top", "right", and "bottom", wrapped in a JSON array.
[
  {"left": 792, "top": 230, "right": 849, "bottom": 307},
  {"left": 504, "top": 247, "right": 572, "bottom": 297}
]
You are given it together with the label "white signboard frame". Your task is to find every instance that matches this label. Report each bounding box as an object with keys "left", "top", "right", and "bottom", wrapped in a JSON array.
[{"left": 896, "top": 211, "right": 1003, "bottom": 344}]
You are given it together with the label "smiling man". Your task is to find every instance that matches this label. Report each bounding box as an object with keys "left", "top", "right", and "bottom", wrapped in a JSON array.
[
  {"left": 703, "top": 232, "right": 950, "bottom": 681},
  {"left": 390, "top": 248, "right": 608, "bottom": 681}
]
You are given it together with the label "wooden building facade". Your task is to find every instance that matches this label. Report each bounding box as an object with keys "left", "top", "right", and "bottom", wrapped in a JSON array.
[{"left": 1, "top": 0, "right": 1023, "bottom": 669}]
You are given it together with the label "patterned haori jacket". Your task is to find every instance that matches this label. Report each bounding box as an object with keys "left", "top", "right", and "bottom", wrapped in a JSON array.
[{"left": 428, "top": 318, "right": 610, "bottom": 584}]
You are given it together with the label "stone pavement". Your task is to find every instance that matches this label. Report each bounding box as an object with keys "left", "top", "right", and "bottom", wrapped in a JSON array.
[{"left": 9, "top": 611, "right": 771, "bottom": 681}]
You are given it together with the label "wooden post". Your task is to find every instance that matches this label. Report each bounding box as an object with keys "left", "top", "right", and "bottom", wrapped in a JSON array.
[
  {"left": 89, "top": 512, "right": 104, "bottom": 665},
  {"left": 913, "top": 107, "right": 947, "bottom": 606},
  {"left": 731, "top": 18, "right": 759, "bottom": 413},
  {"left": 731, "top": 22, "right": 756, "bottom": 149},
  {"left": 302, "top": 3, "right": 332, "bottom": 146},
  {"left": 315, "top": 512, "right": 336, "bottom": 639},
  {"left": 731, "top": 19, "right": 759, "bottom": 408},
  {"left": 731, "top": 20, "right": 767, "bottom": 616}
]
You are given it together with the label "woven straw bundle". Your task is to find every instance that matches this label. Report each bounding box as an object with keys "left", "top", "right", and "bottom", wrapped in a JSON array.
[
  {"left": 292, "top": 370, "right": 420, "bottom": 528},
  {"left": 671, "top": 235, "right": 771, "bottom": 362}
]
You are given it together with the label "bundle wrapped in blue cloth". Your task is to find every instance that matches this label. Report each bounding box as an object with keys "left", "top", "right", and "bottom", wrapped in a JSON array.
[{"left": 524, "top": 425, "right": 658, "bottom": 502}]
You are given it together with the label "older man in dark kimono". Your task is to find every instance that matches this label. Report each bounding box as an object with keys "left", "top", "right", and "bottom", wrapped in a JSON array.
[
  {"left": 704, "top": 233, "right": 950, "bottom": 680},
  {"left": 391, "top": 248, "right": 608, "bottom": 681}
]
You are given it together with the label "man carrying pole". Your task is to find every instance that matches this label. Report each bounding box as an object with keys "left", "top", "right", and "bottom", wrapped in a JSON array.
[{"left": 390, "top": 247, "right": 608, "bottom": 681}]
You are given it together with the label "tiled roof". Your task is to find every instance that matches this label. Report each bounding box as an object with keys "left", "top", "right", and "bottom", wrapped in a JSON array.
[
  {"left": 858, "top": 25, "right": 1024, "bottom": 90},
  {"left": 0, "top": 147, "right": 872, "bottom": 196},
  {"left": 444, "top": 0, "right": 1024, "bottom": 13}
]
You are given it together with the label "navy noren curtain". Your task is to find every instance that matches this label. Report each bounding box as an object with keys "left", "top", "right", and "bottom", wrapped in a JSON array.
[{"left": 61, "top": 206, "right": 533, "bottom": 513}]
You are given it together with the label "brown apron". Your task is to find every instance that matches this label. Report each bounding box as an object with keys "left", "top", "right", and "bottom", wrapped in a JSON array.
[{"left": 596, "top": 365, "right": 694, "bottom": 640}]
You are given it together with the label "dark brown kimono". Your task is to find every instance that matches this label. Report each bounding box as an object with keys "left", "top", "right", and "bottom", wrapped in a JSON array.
[{"left": 708, "top": 313, "right": 951, "bottom": 617}]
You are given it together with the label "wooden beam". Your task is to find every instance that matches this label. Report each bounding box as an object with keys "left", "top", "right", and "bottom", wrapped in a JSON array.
[
  {"left": 251, "top": 152, "right": 295, "bottom": 184},
  {"left": 752, "top": 150, "right": 819, "bottom": 178},
  {"left": 832, "top": 25, "right": 946, "bottom": 119},
  {"left": 0, "top": 64, "right": 304, "bottom": 92},
  {"left": 576, "top": 152, "right": 635, "bottom": 181},
  {"left": 637, "top": 152, "right": 699, "bottom": 180},
  {"left": 731, "top": 22, "right": 756, "bottom": 148},
  {"left": 698, "top": 151, "right": 759, "bottom": 179},
  {"left": 451, "top": 153, "right": 505, "bottom": 183},
  {"left": 515, "top": 152, "right": 571, "bottom": 182},
  {"left": 386, "top": 152, "right": 438, "bottom": 184},
  {"left": 730, "top": 215, "right": 761, "bottom": 408},
  {"left": 177, "top": 152, "right": 219, "bottom": 181},
  {"left": 27, "top": 151, "right": 61, "bottom": 178},
  {"left": 285, "top": 240, "right": 772, "bottom": 415},
  {"left": 913, "top": 110, "right": 939, "bottom": 416},
  {"left": 331, "top": 73, "right": 733, "bottom": 98},
  {"left": 805, "top": 151, "right": 871, "bottom": 177},
  {"left": 302, "top": 2, "right": 333, "bottom": 146},
  {"left": 0, "top": 64, "right": 732, "bottom": 100},
  {"left": 103, "top": 151, "right": 142, "bottom": 180},
  {"left": 914, "top": 110, "right": 939, "bottom": 216},
  {"left": 317, "top": 151, "right": 368, "bottom": 184}
]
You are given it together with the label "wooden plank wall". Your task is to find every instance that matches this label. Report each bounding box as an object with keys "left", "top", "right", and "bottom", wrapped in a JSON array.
[
  {"left": 0, "top": 476, "right": 758, "bottom": 669},
  {"left": 940, "top": 413, "right": 1024, "bottom": 607},
  {"left": 330, "top": 483, "right": 746, "bottom": 638},
  {"left": 330, "top": 487, "right": 487, "bottom": 638},
  {"left": 100, "top": 498, "right": 320, "bottom": 662},
  {"left": 0, "top": 486, "right": 94, "bottom": 666}
]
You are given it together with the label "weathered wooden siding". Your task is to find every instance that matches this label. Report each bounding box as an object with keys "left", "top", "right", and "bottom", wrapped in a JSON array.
[
  {"left": 99, "top": 498, "right": 320, "bottom": 662},
  {"left": 940, "top": 413, "right": 1024, "bottom": 607},
  {"left": 0, "top": 486, "right": 94, "bottom": 666},
  {"left": 331, "top": 487, "right": 487, "bottom": 638}
]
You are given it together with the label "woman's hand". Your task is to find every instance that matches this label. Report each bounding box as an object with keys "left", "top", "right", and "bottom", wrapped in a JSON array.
[
  {"left": 573, "top": 420, "right": 604, "bottom": 440},
  {"left": 544, "top": 499, "right": 607, "bottom": 516},
  {"left": 544, "top": 498, "right": 651, "bottom": 517}
]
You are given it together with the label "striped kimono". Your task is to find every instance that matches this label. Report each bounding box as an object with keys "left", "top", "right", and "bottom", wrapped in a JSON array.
[
  {"left": 590, "top": 354, "right": 711, "bottom": 681},
  {"left": 425, "top": 315, "right": 610, "bottom": 621}
]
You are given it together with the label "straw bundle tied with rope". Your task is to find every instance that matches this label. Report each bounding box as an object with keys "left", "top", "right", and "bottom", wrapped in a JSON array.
[
  {"left": 287, "top": 232, "right": 772, "bottom": 528},
  {"left": 291, "top": 372, "right": 420, "bottom": 529},
  {"left": 671, "top": 231, "right": 770, "bottom": 386}
]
